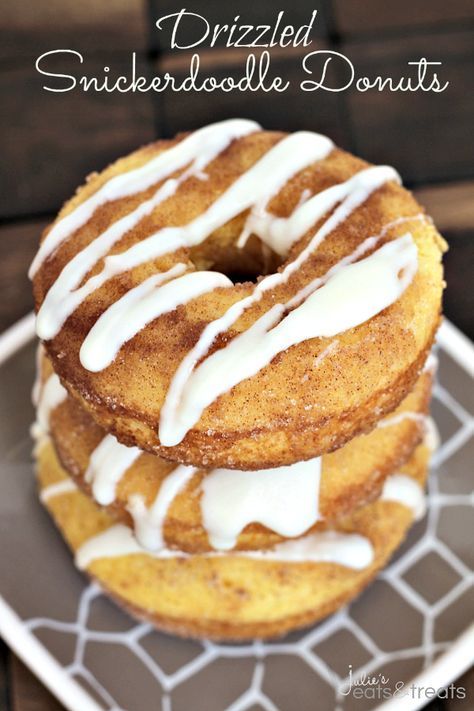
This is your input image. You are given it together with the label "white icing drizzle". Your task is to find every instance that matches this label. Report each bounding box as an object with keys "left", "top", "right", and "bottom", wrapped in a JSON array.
[
  {"left": 160, "top": 233, "right": 419, "bottom": 446},
  {"left": 424, "top": 352, "right": 439, "bottom": 374},
  {"left": 29, "top": 118, "right": 260, "bottom": 278},
  {"left": 238, "top": 164, "right": 400, "bottom": 255},
  {"left": 201, "top": 457, "right": 321, "bottom": 550},
  {"left": 31, "top": 343, "right": 45, "bottom": 406},
  {"left": 377, "top": 411, "right": 428, "bottom": 429},
  {"left": 40, "top": 479, "right": 78, "bottom": 503},
  {"left": 75, "top": 523, "right": 373, "bottom": 571},
  {"left": 85, "top": 434, "right": 141, "bottom": 506},
  {"left": 35, "top": 129, "right": 333, "bottom": 341},
  {"left": 73, "top": 461, "right": 430, "bottom": 569},
  {"left": 312, "top": 339, "right": 340, "bottom": 370},
  {"left": 80, "top": 268, "right": 232, "bottom": 372},
  {"left": 240, "top": 531, "right": 373, "bottom": 568},
  {"left": 381, "top": 474, "right": 426, "bottom": 521},
  {"left": 31, "top": 373, "right": 67, "bottom": 442},
  {"left": 377, "top": 411, "right": 440, "bottom": 452},
  {"left": 126, "top": 465, "right": 197, "bottom": 551},
  {"left": 76, "top": 524, "right": 149, "bottom": 568},
  {"left": 79, "top": 424, "right": 196, "bottom": 552},
  {"left": 423, "top": 415, "right": 441, "bottom": 452}
]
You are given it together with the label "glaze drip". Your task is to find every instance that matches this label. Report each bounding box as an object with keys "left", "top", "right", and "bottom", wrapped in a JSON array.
[
  {"left": 75, "top": 524, "right": 374, "bottom": 571},
  {"left": 31, "top": 372, "right": 67, "bottom": 445},
  {"left": 127, "top": 464, "right": 197, "bottom": 551},
  {"left": 381, "top": 474, "right": 426, "bottom": 521},
  {"left": 85, "top": 434, "right": 141, "bottom": 506},
  {"left": 201, "top": 457, "right": 322, "bottom": 550},
  {"left": 80, "top": 268, "right": 233, "bottom": 372},
  {"left": 40, "top": 479, "right": 77, "bottom": 503}
]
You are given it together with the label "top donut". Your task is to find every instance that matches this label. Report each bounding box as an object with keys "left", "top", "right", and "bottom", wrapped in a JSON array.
[{"left": 31, "top": 119, "right": 445, "bottom": 469}]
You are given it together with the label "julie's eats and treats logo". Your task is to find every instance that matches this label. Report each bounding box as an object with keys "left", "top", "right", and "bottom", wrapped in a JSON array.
[
  {"left": 35, "top": 9, "right": 449, "bottom": 94},
  {"left": 339, "top": 666, "right": 467, "bottom": 703}
]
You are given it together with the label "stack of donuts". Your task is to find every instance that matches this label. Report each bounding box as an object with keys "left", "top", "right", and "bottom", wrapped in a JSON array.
[{"left": 30, "top": 120, "right": 446, "bottom": 640}]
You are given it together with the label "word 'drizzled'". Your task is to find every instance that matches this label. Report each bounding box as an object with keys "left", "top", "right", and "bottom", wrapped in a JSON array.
[{"left": 35, "top": 10, "right": 449, "bottom": 95}]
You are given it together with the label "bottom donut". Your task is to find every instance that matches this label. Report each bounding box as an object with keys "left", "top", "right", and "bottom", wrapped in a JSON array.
[{"left": 36, "top": 439, "right": 430, "bottom": 641}]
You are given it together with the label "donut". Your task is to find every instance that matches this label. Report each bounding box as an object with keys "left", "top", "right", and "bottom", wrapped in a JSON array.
[
  {"left": 36, "top": 438, "right": 431, "bottom": 640},
  {"left": 31, "top": 119, "right": 446, "bottom": 469},
  {"left": 40, "top": 352, "right": 433, "bottom": 553}
]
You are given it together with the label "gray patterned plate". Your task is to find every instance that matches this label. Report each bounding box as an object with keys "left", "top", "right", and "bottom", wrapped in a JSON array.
[{"left": 0, "top": 314, "right": 473, "bottom": 711}]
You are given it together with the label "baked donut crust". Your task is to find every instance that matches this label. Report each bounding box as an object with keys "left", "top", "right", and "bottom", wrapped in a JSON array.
[
  {"left": 36, "top": 439, "right": 430, "bottom": 641},
  {"left": 32, "top": 127, "right": 445, "bottom": 469},
  {"left": 47, "top": 362, "right": 433, "bottom": 553}
]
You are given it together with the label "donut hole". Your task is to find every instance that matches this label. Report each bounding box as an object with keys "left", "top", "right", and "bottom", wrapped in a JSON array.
[
  {"left": 190, "top": 234, "right": 283, "bottom": 285},
  {"left": 225, "top": 270, "right": 263, "bottom": 285}
]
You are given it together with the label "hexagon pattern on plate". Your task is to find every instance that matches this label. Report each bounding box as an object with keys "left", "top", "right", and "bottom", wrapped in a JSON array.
[{"left": 0, "top": 337, "right": 472, "bottom": 711}]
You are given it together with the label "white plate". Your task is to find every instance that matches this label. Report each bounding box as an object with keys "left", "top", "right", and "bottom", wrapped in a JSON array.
[{"left": 0, "top": 314, "right": 472, "bottom": 711}]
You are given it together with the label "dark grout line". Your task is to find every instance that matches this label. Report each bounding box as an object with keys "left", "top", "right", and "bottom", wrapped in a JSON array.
[
  {"left": 0, "top": 640, "right": 11, "bottom": 711},
  {"left": 317, "top": 0, "right": 357, "bottom": 154},
  {"left": 404, "top": 173, "right": 474, "bottom": 191},
  {"left": 320, "top": 0, "right": 342, "bottom": 47},
  {"left": 145, "top": 0, "right": 168, "bottom": 138},
  {"left": 0, "top": 212, "right": 54, "bottom": 228},
  {"left": 0, "top": 48, "right": 153, "bottom": 73},
  {"left": 1, "top": 174, "right": 473, "bottom": 229},
  {"left": 144, "top": 0, "right": 157, "bottom": 55}
]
